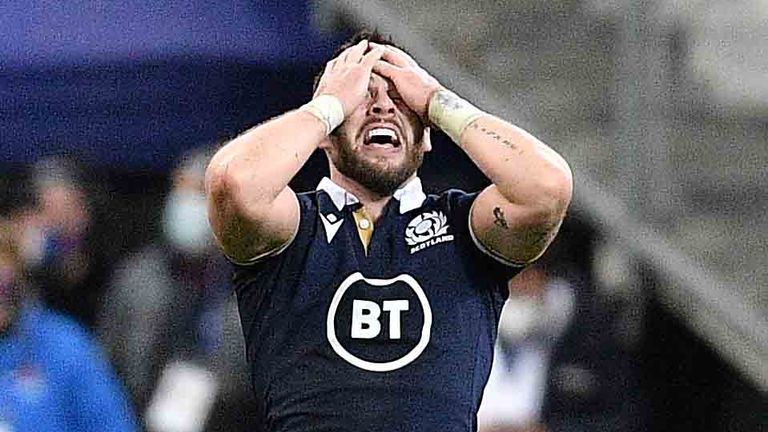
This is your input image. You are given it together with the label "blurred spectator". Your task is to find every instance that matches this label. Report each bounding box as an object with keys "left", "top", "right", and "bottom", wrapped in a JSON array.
[
  {"left": 541, "top": 239, "right": 649, "bottom": 432},
  {"left": 98, "top": 148, "right": 256, "bottom": 431},
  {"left": 0, "top": 217, "right": 138, "bottom": 431},
  {"left": 16, "top": 157, "right": 107, "bottom": 327},
  {"left": 478, "top": 219, "right": 650, "bottom": 432},
  {"left": 478, "top": 264, "right": 576, "bottom": 432}
]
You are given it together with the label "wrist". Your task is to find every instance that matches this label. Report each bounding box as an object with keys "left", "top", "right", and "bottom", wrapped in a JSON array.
[
  {"left": 427, "top": 89, "right": 485, "bottom": 143},
  {"left": 300, "top": 94, "right": 345, "bottom": 135}
]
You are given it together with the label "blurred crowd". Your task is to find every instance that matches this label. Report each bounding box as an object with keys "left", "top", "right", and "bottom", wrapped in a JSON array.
[
  {"left": 0, "top": 150, "right": 649, "bottom": 432},
  {"left": 1, "top": 150, "right": 258, "bottom": 431}
]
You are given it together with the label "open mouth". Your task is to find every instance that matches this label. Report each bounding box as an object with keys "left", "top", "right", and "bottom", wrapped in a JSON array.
[{"left": 364, "top": 127, "right": 401, "bottom": 149}]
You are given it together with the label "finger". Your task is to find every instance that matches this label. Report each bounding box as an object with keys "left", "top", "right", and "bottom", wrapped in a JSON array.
[
  {"left": 361, "top": 46, "right": 386, "bottom": 71},
  {"left": 343, "top": 39, "right": 368, "bottom": 63},
  {"left": 336, "top": 42, "right": 357, "bottom": 63},
  {"left": 369, "top": 43, "right": 413, "bottom": 67},
  {"left": 372, "top": 60, "right": 402, "bottom": 79},
  {"left": 385, "top": 45, "right": 418, "bottom": 65}
]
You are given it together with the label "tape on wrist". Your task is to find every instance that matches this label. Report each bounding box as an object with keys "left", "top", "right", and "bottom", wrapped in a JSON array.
[
  {"left": 301, "top": 95, "right": 345, "bottom": 135},
  {"left": 428, "top": 89, "right": 485, "bottom": 143}
]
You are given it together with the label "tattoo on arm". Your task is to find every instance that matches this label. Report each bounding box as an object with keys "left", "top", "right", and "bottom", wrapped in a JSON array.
[
  {"left": 470, "top": 123, "right": 519, "bottom": 152},
  {"left": 437, "top": 91, "right": 472, "bottom": 111},
  {"left": 492, "top": 207, "right": 509, "bottom": 229}
]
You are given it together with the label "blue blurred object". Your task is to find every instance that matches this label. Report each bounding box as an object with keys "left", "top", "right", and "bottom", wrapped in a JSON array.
[
  {"left": 0, "top": 0, "right": 344, "bottom": 171},
  {"left": 0, "top": 303, "right": 138, "bottom": 431}
]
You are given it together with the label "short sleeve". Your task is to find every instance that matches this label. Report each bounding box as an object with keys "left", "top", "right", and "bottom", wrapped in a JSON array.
[{"left": 442, "top": 190, "right": 524, "bottom": 287}]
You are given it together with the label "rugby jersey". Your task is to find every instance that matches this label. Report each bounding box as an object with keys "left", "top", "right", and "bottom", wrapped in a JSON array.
[{"left": 232, "top": 177, "right": 521, "bottom": 432}]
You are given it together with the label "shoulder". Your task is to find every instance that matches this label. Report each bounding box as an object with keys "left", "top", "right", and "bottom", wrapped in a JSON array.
[
  {"left": 296, "top": 190, "right": 319, "bottom": 210},
  {"left": 423, "top": 188, "right": 480, "bottom": 221},
  {"left": 25, "top": 305, "right": 101, "bottom": 359}
]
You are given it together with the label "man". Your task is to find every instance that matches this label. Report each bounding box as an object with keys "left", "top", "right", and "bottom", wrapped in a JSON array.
[
  {"left": 205, "top": 31, "right": 572, "bottom": 431},
  {"left": 478, "top": 263, "right": 576, "bottom": 432},
  {"left": 18, "top": 157, "right": 104, "bottom": 327},
  {"left": 0, "top": 218, "right": 137, "bottom": 431},
  {"left": 99, "top": 149, "right": 258, "bottom": 430}
]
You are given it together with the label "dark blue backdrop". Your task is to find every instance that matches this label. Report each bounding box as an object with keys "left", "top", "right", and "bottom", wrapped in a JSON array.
[{"left": 0, "top": 0, "right": 342, "bottom": 171}]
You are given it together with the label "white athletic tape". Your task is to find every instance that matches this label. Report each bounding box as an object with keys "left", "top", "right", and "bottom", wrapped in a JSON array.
[
  {"left": 301, "top": 94, "right": 345, "bottom": 135},
  {"left": 428, "top": 89, "right": 485, "bottom": 144}
]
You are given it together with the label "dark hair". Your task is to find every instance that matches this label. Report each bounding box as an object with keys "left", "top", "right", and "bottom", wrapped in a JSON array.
[{"left": 312, "top": 29, "right": 405, "bottom": 94}]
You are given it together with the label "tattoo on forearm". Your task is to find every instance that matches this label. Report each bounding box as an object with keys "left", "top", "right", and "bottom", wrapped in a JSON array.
[
  {"left": 492, "top": 207, "right": 509, "bottom": 229},
  {"left": 470, "top": 123, "right": 519, "bottom": 152},
  {"left": 437, "top": 91, "right": 472, "bottom": 111}
]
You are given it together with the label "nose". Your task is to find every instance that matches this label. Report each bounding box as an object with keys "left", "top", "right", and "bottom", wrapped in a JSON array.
[{"left": 368, "top": 90, "right": 396, "bottom": 117}]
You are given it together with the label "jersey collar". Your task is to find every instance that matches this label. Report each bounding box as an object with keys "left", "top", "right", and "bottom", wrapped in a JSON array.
[{"left": 316, "top": 176, "right": 427, "bottom": 214}]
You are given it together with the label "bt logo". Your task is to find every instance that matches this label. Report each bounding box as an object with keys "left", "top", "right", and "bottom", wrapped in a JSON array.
[
  {"left": 327, "top": 273, "right": 432, "bottom": 372},
  {"left": 351, "top": 299, "right": 409, "bottom": 340}
]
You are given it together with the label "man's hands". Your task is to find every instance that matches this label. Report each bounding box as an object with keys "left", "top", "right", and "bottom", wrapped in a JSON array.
[
  {"left": 314, "top": 40, "right": 443, "bottom": 123},
  {"left": 314, "top": 40, "right": 385, "bottom": 118},
  {"left": 371, "top": 43, "right": 443, "bottom": 122}
]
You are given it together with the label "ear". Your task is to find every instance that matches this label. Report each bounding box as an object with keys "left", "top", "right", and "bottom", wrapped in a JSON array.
[{"left": 421, "top": 127, "right": 432, "bottom": 153}]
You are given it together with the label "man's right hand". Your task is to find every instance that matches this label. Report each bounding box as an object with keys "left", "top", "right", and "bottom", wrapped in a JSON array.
[{"left": 314, "top": 40, "right": 385, "bottom": 118}]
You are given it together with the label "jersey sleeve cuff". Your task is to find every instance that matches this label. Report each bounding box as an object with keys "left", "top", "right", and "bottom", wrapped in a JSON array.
[
  {"left": 220, "top": 195, "right": 301, "bottom": 266},
  {"left": 467, "top": 199, "right": 535, "bottom": 268},
  {"left": 223, "top": 233, "right": 296, "bottom": 266}
]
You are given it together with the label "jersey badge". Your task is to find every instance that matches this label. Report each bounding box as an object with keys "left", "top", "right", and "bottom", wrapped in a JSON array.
[
  {"left": 320, "top": 212, "right": 344, "bottom": 243},
  {"left": 405, "top": 211, "right": 454, "bottom": 254}
]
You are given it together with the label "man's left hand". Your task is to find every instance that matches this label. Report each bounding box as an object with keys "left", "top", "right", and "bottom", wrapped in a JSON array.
[{"left": 371, "top": 43, "right": 443, "bottom": 122}]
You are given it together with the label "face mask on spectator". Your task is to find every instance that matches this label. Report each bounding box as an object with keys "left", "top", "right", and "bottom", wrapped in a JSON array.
[
  {"left": 19, "top": 224, "right": 85, "bottom": 271},
  {"left": 163, "top": 189, "right": 212, "bottom": 255}
]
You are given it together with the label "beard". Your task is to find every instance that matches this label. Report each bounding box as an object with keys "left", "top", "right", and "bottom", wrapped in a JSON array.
[{"left": 330, "top": 135, "right": 425, "bottom": 196}]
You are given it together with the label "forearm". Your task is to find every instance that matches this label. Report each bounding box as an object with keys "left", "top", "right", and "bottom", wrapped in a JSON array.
[
  {"left": 429, "top": 90, "right": 572, "bottom": 212},
  {"left": 206, "top": 109, "right": 326, "bottom": 207},
  {"left": 459, "top": 114, "right": 572, "bottom": 210}
]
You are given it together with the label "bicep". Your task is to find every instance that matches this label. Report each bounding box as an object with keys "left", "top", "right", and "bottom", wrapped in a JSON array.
[
  {"left": 470, "top": 186, "right": 563, "bottom": 265},
  {"left": 208, "top": 185, "right": 300, "bottom": 264}
]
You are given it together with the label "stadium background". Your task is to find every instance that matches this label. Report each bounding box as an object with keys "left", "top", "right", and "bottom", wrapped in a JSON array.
[{"left": 0, "top": 0, "right": 764, "bottom": 431}]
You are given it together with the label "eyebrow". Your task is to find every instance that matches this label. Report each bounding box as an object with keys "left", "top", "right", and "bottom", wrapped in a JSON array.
[{"left": 368, "top": 76, "right": 402, "bottom": 100}]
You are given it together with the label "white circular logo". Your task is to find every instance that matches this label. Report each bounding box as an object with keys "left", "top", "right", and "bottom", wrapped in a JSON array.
[
  {"left": 405, "top": 211, "right": 449, "bottom": 246},
  {"left": 326, "top": 272, "right": 432, "bottom": 372}
]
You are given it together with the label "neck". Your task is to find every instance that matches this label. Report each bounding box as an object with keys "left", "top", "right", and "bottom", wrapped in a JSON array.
[{"left": 328, "top": 172, "right": 395, "bottom": 222}]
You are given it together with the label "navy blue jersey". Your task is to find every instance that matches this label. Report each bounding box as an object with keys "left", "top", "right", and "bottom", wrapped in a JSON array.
[{"left": 232, "top": 177, "right": 522, "bottom": 432}]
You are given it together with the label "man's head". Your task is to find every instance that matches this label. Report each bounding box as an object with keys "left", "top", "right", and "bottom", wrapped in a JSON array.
[
  {"left": 316, "top": 31, "right": 432, "bottom": 196},
  {"left": 32, "top": 156, "right": 90, "bottom": 239}
]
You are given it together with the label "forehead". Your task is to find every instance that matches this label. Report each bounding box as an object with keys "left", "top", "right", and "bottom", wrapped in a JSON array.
[{"left": 369, "top": 73, "right": 396, "bottom": 92}]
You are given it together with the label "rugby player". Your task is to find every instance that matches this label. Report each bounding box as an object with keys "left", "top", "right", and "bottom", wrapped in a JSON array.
[{"left": 205, "top": 31, "right": 572, "bottom": 431}]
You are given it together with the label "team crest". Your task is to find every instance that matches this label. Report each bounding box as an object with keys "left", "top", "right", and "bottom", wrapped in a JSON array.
[{"left": 405, "top": 211, "right": 454, "bottom": 254}]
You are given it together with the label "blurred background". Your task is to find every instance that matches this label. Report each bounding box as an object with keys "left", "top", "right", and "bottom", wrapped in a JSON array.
[{"left": 0, "top": 0, "right": 765, "bottom": 431}]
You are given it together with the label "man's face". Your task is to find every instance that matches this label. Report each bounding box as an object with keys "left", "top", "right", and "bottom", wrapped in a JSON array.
[{"left": 324, "top": 73, "right": 431, "bottom": 196}]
